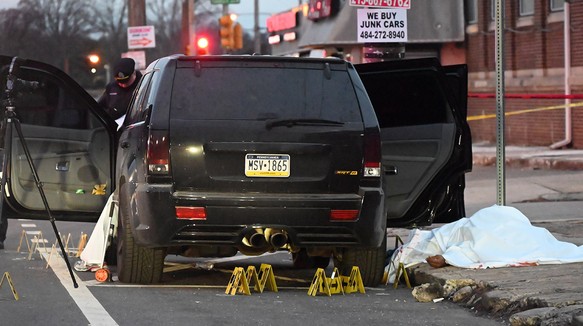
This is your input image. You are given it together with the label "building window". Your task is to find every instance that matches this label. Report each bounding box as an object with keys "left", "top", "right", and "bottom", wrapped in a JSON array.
[
  {"left": 550, "top": 0, "right": 564, "bottom": 12},
  {"left": 519, "top": 0, "right": 534, "bottom": 16},
  {"left": 465, "top": 0, "right": 478, "bottom": 24}
]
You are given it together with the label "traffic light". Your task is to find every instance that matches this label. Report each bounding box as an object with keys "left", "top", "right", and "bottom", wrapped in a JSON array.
[
  {"left": 197, "top": 37, "right": 209, "bottom": 55},
  {"left": 233, "top": 23, "right": 243, "bottom": 50},
  {"left": 219, "top": 14, "right": 234, "bottom": 49},
  {"left": 87, "top": 54, "right": 100, "bottom": 74}
]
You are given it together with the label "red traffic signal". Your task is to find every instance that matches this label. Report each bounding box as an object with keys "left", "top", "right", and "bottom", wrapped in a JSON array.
[{"left": 197, "top": 37, "right": 209, "bottom": 55}]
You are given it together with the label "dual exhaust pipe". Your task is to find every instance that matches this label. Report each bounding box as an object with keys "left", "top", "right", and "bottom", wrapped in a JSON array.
[{"left": 242, "top": 228, "right": 288, "bottom": 249}]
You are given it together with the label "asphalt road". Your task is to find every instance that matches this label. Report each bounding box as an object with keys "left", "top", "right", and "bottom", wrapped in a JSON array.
[{"left": 1, "top": 165, "right": 582, "bottom": 325}]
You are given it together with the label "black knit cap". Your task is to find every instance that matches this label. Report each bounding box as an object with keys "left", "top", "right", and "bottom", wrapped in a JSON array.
[{"left": 114, "top": 58, "right": 135, "bottom": 81}]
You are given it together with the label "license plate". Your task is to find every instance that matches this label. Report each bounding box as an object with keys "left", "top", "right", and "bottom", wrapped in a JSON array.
[{"left": 245, "top": 154, "right": 290, "bottom": 177}]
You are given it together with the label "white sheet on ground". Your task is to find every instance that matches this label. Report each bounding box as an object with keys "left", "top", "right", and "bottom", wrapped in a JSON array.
[
  {"left": 79, "top": 194, "right": 118, "bottom": 265},
  {"left": 387, "top": 205, "right": 583, "bottom": 283}
]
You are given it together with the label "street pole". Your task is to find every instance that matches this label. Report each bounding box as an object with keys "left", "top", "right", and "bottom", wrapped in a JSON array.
[
  {"left": 494, "top": 0, "right": 506, "bottom": 206},
  {"left": 128, "top": 0, "right": 146, "bottom": 27},
  {"left": 128, "top": 0, "right": 147, "bottom": 63},
  {"left": 182, "top": 0, "right": 195, "bottom": 55},
  {"left": 254, "top": 0, "right": 261, "bottom": 53}
]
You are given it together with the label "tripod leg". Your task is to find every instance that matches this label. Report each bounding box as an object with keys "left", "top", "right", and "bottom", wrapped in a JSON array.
[
  {"left": 9, "top": 116, "right": 78, "bottom": 288},
  {"left": 0, "top": 118, "right": 12, "bottom": 245}
]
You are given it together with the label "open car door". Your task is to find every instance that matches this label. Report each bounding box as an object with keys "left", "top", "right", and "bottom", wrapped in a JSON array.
[
  {"left": 356, "top": 58, "right": 472, "bottom": 227},
  {"left": 0, "top": 55, "right": 116, "bottom": 223}
]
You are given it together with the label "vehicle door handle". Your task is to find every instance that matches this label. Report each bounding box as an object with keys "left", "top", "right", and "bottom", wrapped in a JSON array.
[
  {"left": 384, "top": 166, "right": 398, "bottom": 175},
  {"left": 120, "top": 141, "right": 130, "bottom": 149}
]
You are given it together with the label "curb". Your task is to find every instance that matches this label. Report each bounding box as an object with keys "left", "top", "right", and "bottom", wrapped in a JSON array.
[{"left": 409, "top": 264, "right": 583, "bottom": 325}]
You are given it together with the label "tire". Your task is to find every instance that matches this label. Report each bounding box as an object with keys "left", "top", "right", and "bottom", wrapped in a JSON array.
[
  {"left": 335, "top": 236, "right": 386, "bottom": 287},
  {"left": 292, "top": 249, "right": 330, "bottom": 269},
  {"left": 116, "top": 190, "right": 165, "bottom": 284}
]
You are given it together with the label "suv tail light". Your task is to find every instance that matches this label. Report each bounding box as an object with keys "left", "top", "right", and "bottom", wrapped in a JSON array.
[
  {"left": 176, "top": 206, "right": 207, "bottom": 220},
  {"left": 363, "top": 131, "right": 381, "bottom": 177},
  {"left": 147, "top": 131, "right": 170, "bottom": 175},
  {"left": 330, "top": 209, "right": 359, "bottom": 221}
]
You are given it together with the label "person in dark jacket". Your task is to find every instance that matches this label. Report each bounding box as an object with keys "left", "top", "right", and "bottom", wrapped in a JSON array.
[{"left": 97, "top": 58, "right": 142, "bottom": 125}]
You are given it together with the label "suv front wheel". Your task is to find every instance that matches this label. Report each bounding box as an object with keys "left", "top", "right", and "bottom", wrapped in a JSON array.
[{"left": 116, "top": 188, "right": 165, "bottom": 284}]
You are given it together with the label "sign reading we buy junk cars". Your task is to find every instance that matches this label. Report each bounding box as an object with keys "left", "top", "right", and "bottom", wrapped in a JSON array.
[{"left": 357, "top": 8, "right": 408, "bottom": 43}]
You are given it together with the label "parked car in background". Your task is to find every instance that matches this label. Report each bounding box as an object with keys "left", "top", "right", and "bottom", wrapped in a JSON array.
[{"left": 0, "top": 54, "right": 471, "bottom": 286}]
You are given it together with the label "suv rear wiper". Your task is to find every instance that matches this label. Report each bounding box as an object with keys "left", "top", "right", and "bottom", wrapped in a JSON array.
[{"left": 265, "top": 118, "right": 344, "bottom": 130}]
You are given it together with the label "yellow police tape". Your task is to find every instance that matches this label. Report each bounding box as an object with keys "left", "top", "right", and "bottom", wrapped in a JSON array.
[{"left": 467, "top": 101, "right": 583, "bottom": 121}]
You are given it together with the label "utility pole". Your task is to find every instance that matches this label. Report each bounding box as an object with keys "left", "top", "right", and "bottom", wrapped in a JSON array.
[
  {"left": 128, "top": 0, "right": 147, "bottom": 63},
  {"left": 128, "top": 0, "right": 146, "bottom": 27},
  {"left": 182, "top": 0, "right": 195, "bottom": 55}
]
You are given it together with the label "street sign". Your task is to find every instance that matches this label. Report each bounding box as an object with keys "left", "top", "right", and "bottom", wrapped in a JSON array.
[
  {"left": 349, "top": 0, "right": 411, "bottom": 9},
  {"left": 357, "top": 8, "right": 408, "bottom": 43},
  {"left": 127, "top": 25, "right": 156, "bottom": 49},
  {"left": 211, "top": 0, "right": 240, "bottom": 4}
]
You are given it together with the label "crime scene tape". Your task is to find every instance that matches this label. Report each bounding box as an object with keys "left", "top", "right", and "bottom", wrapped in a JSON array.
[
  {"left": 468, "top": 93, "right": 583, "bottom": 99},
  {"left": 467, "top": 102, "right": 583, "bottom": 121}
]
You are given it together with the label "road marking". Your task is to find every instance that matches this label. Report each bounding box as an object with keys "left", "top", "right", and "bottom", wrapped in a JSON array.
[
  {"left": 20, "top": 223, "right": 37, "bottom": 228},
  {"left": 43, "top": 252, "right": 118, "bottom": 326}
]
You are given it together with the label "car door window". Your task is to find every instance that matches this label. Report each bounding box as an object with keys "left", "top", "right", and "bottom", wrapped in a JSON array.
[
  {"left": 366, "top": 70, "right": 451, "bottom": 128},
  {"left": 126, "top": 72, "right": 153, "bottom": 125}
]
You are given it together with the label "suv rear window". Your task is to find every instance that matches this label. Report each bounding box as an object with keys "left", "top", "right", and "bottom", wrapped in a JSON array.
[{"left": 170, "top": 67, "right": 362, "bottom": 122}]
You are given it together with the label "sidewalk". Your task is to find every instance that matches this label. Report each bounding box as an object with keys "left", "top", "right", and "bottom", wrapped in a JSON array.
[{"left": 402, "top": 144, "right": 583, "bottom": 325}]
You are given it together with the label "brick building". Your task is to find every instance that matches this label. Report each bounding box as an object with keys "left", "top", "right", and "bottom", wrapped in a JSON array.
[{"left": 466, "top": 0, "right": 583, "bottom": 148}]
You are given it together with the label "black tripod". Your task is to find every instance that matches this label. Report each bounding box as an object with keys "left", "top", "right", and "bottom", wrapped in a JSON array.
[{"left": 0, "top": 57, "right": 78, "bottom": 288}]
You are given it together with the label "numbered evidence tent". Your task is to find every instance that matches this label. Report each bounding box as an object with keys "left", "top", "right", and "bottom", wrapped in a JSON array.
[{"left": 269, "top": 0, "right": 465, "bottom": 60}]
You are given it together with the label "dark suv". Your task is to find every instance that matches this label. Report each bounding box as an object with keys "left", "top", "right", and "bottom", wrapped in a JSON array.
[{"left": 0, "top": 54, "right": 471, "bottom": 287}]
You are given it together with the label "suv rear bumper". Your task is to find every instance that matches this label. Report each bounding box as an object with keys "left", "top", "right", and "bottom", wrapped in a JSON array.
[{"left": 129, "top": 184, "right": 385, "bottom": 249}]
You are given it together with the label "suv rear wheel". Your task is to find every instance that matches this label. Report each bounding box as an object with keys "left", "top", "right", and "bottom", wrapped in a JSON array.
[
  {"left": 117, "top": 189, "right": 165, "bottom": 284},
  {"left": 335, "top": 236, "right": 386, "bottom": 287}
]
